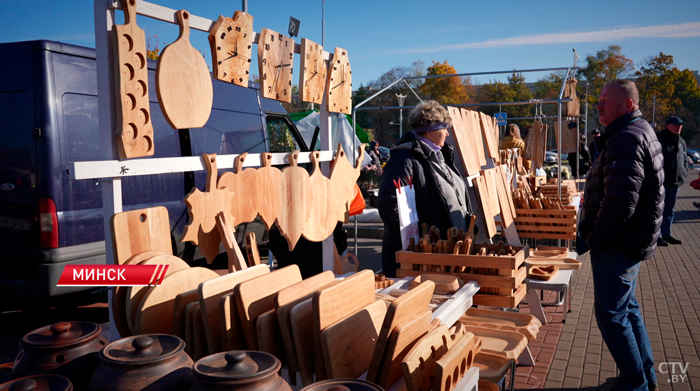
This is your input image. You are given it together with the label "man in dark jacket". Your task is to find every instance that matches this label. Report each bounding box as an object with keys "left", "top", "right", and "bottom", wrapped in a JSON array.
[
  {"left": 657, "top": 116, "right": 688, "bottom": 246},
  {"left": 580, "top": 80, "right": 662, "bottom": 391},
  {"left": 368, "top": 140, "right": 382, "bottom": 167},
  {"left": 377, "top": 101, "right": 473, "bottom": 277}
]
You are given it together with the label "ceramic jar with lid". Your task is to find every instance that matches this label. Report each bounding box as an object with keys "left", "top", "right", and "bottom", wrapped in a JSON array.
[
  {"left": 0, "top": 374, "right": 73, "bottom": 391},
  {"left": 12, "top": 321, "right": 108, "bottom": 390},
  {"left": 87, "top": 334, "right": 194, "bottom": 391},
  {"left": 190, "top": 351, "right": 291, "bottom": 391},
  {"left": 299, "top": 379, "right": 385, "bottom": 391}
]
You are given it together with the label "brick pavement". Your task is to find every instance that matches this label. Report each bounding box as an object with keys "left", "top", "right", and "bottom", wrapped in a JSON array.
[{"left": 538, "top": 174, "right": 700, "bottom": 391}]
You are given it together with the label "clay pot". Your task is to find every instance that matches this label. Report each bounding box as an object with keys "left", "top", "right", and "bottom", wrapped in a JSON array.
[
  {"left": 0, "top": 374, "right": 73, "bottom": 391},
  {"left": 87, "top": 335, "right": 194, "bottom": 391},
  {"left": 12, "top": 322, "right": 108, "bottom": 391},
  {"left": 190, "top": 351, "right": 291, "bottom": 391},
  {"left": 299, "top": 379, "right": 384, "bottom": 391}
]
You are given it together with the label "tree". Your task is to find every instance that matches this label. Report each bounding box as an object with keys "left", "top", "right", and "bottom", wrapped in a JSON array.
[
  {"left": 478, "top": 72, "right": 532, "bottom": 130},
  {"left": 419, "top": 61, "right": 471, "bottom": 105}
]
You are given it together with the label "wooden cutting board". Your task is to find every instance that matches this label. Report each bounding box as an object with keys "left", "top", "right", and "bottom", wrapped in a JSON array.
[
  {"left": 376, "top": 310, "right": 435, "bottom": 389},
  {"left": 367, "top": 280, "right": 435, "bottom": 383},
  {"left": 277, "top": 152, "right": 312, "bottom": 251},
  {"left": 402, "top": 324, "right": 467, "bottom": 391},
  {"left": 464, "top": 109, "right": 486, "bottom": 168},
  {"left": 256, "top": 309, "right": 286, "bottom": 364},
  {"left": 496, "top": 165, "right": 517, "bottom": 222},
  {"left": 313, "top": 269, "right": 375, "bottom": 379},
  {"left": 290, "top": 298, "right": 315, "bottom": 386},
  {"left": 112, "top": 0, "right": 154, "bottom": 159},
  {"left": 481, "top": 169, "right": 501, "bottom": 218},
  {"left": 184, "top": 301, "right": 198, "bottom": 358},
  {"left": 275, "top": 271, "right": 336, "bottom": 372},
  {"left": 192, "top": 303, "right": 209, "bottom": 361},
  {"left": 472, "top": 175, "right": 498, "bottom": 238},
  {"left": 256, "top": 153, "right": 283, "bottom": 230},
  {"left": 328, "top": 144, "right": 364, "bottom": 223},
  {"left": 111, "top": 206, "right": 172, "bottom": 265},
  {"left": 218, "top": 152, "right": 259, "bottom": 225},
  {"left": 434, "top": 333, "right": 482, "bottom": 391},
  {"left": 198, "top": 265, "right": 269, "bottom": 353},
  {"left": 125, "top": 254, "right": 189, "bottom": 334},
  {"left": 134, "top": 267, "right": 219, "bottom": 335},
  {"left": 215, "top": 212, "right": 247, "bottom": 272},
  {"left": 181, "top": 153, "right": 235, "bottom": 263},
  {"left": 172, "top": 287, "right": 198, "bottom": 340},
  {"left": 320, "top": 299, "right": 387, "bottom": 379},
  {"left": 113, "top": 250, "right": 168, "bottom": 338},
  {"left": 245, "top": 232, "right": 260, "bottom": 266},
  {"left": 447, "top": 106, "right": 479, "bottom": 176},
  {"left": 155, "top": 9, "right": 212, "bottom": 129},
  {"left": 479, "top": 112, "right": 499, "bottom": 160},
  {"left": 234, "top": 265, "right": 302, "bottom": 349},
  {"left": 302, "top": 151, "right": 334, "bottom": 242}
]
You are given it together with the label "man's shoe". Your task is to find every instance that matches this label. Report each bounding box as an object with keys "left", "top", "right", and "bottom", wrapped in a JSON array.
[
  {"left": 663, "top": 236, "right": 682, "bottom": 244},
  {"left": 694, "top": 201, "right": 700, "bottom": 209},
  {"left": 649, "top": 384, "right": 659, "bottom": 391},
  {"left": 657, "top": 237, "right": 669, "bottom": 246}
]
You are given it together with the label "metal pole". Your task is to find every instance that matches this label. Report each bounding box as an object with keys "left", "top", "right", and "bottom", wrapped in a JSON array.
[
  {"left": 322, "top": 0, "right": 325, "bottom": 47},
  {"left": 242, "top": 0, "right": 247, "bottom": 12},
  {"left": 352, "top": 111, "right": 358, "bottom": 256},
  {"left": 402, "top": 66, "right": 579, "bottom": 80},
  {"left": 652, "top": 95, "right": 656, "bottom": 129},
  {"left": 399, "top": 109, "right": 403, "bottom": 138}
]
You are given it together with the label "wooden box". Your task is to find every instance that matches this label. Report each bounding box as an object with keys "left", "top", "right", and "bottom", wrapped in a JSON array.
[{"left": 514, "top": 206, "right": 577, "bottom": 241}]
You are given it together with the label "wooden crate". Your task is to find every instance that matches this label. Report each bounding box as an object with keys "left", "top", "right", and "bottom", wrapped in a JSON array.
[
  {"left": 472, "top": 283, "right": 528, "bottom": 308},
  {"left": 514, "top": 206, "right": 577, "bottom": 241}
]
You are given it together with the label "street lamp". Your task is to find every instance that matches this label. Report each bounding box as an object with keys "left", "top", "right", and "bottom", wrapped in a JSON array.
[{"left": 396, "top": 93, "right": 406, "bottom": 138}]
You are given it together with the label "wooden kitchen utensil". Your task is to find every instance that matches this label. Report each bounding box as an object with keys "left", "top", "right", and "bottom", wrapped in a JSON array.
[
  {"left": 313, "top": 269, "right": 375, "bottom": 379},
  {"left": 215, "top": 212, "right": 247, "bottom": 272},
  {"left": 184, "top": 301, "right": 198, "bottom": 358},
  {"left": 447, "top": 106, "right": 479, "bottom": 177},
  {"left": 290, "top": 298, "right": 316, "bottom": 386},
  {"left": 235, "top": 265, "right": 303, "bottom": 349},
  {"left": 181, "top": 153, "right": 235, "bottom": 264},
  {"left": 466, "top": 110, "right": 487, "bottom": 168},
  {"left": 473, "top": 353, "right": 513, "bottom": 384},
  {"left": 133, "top": 267, "right": 219, "bottom": 335},
  {"left": 302, "top": 151, "right": 335, "bottom": 242},
  {"left": 277, "top": 151, "right": 312, "bottom": 250},
  {"left": 460, "top": 307, "right": 541, "bottom": 342},
  {"left": 328, "top": 144, "right": 364, "bottom": 223},
  {"left": 217, "top": 293, "right": 233, "bottom": 350},
  {"left": 112, "top": 0, "right": 154, "bottom": 159},
  {"left": 408, "top": 274, "right": 464, "bottom": 295},
  {"left": 244, "top": 232, "right": 260, "bottom": 266},
  {"left": 172, "top": 288, "right": 199, "bottom": 340},
  {"left": 460, "top": 325, "right": 528, "bottom": 361},
  {"left": 434, "top": 333, "right": 482, "bottom": 391},
  {"left": 473, "top": 175, "right": 498, "bottom": 238},
  {"left": 111, "top": 206, "right": 172, "bottom": 265},
  {"left": 526, "top": 257, "right": 582, "bottom": 270},
  {"left": 125, "top": 254, "right": 189, "bottom": 334},
  {"left": 320, "top": 299, "right": 387, "bottom": 379},
  {"left": 155, "top": 9, "right": 212, "bottom": 129},
  {"left": 528, "top": 265, "right": 559, "bottom": 280},
  {"left": 198, "top": 264, "right": 269, "bottom": 353},
  {"left": 366, "top": 280, "right": 435, "bottom": 383},
  {"left": 256, "top": 153, "right": 283, "bottom": 230},
  {"left": 256, "top": 309, "right": 286, "bottom": 364},
  {"left": 401, "top": 324, "right": 468, "bottom": 391},
  {"left": 218, "top": 152, "right": 259, "bottom": 225}
]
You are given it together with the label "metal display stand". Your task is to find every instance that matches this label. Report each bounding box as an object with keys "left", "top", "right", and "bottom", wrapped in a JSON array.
[{"left": 86, "top": 0, "right": 343, "bottom": 340}]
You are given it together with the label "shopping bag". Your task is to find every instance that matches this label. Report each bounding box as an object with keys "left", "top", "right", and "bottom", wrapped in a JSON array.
[
  {"left": 348, "top": 183, "right": 366, "bottom": 216},
  {"left": 395, "top": 178, "right": 419, "bottom": 251}
]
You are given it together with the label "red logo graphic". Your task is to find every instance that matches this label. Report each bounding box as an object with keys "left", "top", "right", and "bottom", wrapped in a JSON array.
[{"left": 56, "top": 265, "right": 170, "bottom": 286}]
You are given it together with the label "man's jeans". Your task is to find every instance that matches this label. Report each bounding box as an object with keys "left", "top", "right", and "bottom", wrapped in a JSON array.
[
  {"left": 661, "top": 184, "right": 679, "bottom": 237},
  {"left": 591, "top": 248, "right": 657, "bottom": 391}
]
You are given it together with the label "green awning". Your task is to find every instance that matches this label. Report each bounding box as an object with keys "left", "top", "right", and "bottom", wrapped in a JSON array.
[{"left": 289, "top": 110, "right": 369, "bottom": 144}]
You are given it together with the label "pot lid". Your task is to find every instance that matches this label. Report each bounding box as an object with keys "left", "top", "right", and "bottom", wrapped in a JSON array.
[
  {"left": 0, "top": 374, "right": 73, "bottom": 391},
  {"left": 101, "top": 335, "right": 184, "bottom": 366},
  {"left": 193, "top": 351, "right": 279, "bottom": 383},
  {"left": 20, "top": 322, "right": 100, "bottom": 350},
  {"left": 299, "top": 379, "right": 385, "bottom": 391}
]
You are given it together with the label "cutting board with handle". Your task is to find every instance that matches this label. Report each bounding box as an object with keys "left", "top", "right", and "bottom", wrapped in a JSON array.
[
  {"left": 172, "top": 287, "right": 198, "bottom": 340},
  {"left": 290, "top": 298, "right": 315, "bottom": 386},
  {"left": 198, "top": 264, "right": 269, "bottom": 353},
  {"left": 366, "top": 280, "right": 435, "bottom": 383},
  {"left": 112, "top": 0, "right": 154, "bottom": 158},
  {"left": 277, "top": 151, "right": 312, "bottom": 250},
  {"left": 256, "top": 153, "right": 282, "bottom": 230},
  {"left": 320, "top": 299, "right": 387, "bottom": 379},
  {"left": 447, "top": 106, "right": 479, "bottom": 176},
  {"left": 215, "top": 212, "right": 247, "bottom": 272},
  {"left": 134, "top": 266, "right": 219, "bottom": 335},
  {"left": 312, "top": 269, "right": 375, "bottom": 379},
  {"left": 256, "top": 309, "right": 286, "bottom": 364},
  {"left": 125, "top": 254, "right": 189, "bottom": 334},
  {"left": 234, "top": 265, "right": 302, "bottom": 349},
  {"left": 113, "top": 250, "right": 168, "bottom": 338},
  {"left": 302, "top": 151, "right": 334, "bottom": 242},
  {"left": 111, "top": 206, "right": 172, "bottom": 265},
  {"left": 181, "top": 153, "right": 235, "bottom": 263},
  {"left": 155, "top": 9, "right": 213, "bottom": 129},
  {"left": 328, "top": 144, "right": 364, "bottom": 223},
  {"left": 376, "top": 310, "right": 436, "bottom": 389},
  {"left": 434, "top": 333, "right": 482, "bottom": 391},
  {"left": 218, "top": 152, "right": 259, "bottom": 225},
  {"left": 275, "top": 271, "right": 335, "bottom": 373}
]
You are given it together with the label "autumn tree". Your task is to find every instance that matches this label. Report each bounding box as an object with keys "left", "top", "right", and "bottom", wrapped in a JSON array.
[
  {"left": 478, "top": 72, "right": 533, "bottom": 130},
  {"left": 419, "top": 61, "right": 472, "bottom": 105}
]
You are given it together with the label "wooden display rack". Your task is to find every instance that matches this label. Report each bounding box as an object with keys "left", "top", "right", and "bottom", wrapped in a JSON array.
[
  {"left": 396, "top": 243, "right": 529, "bottom": 308},
  {"left": 513, "top": 206, "right": 577, "bottom": 241}
]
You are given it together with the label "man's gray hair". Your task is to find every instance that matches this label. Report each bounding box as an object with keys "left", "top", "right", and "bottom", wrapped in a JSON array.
[
  {"left": 408, "top": 100, "right": 452, "bottom": 131},
  {"left": 605, "top": 79, "right": 640, "bottom": 106}
]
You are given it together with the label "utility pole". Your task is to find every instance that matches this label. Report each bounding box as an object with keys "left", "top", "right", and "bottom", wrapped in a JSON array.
[
  {"left": 397, "top": 93, "right": 406, "bottom": 138},
  {"left": 652, "top": 95, "right": 657, "bottom": 129},
  {"left": 242, "top": 0, "right": 247, "bottom": 12}
]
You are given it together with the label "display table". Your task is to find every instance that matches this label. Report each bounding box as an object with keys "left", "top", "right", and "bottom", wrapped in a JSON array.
[{"left": 525, "top": 268, "right": 573, "bottom": 324}]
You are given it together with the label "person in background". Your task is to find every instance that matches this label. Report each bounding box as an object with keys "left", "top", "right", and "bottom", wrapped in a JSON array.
[
  {"left": 657, "top": 116, "right": 688, "bottom": 246},
  {"left": 501, "top": 123, "right": 530, "bottom": 170},
  {"left": 368, "top": 140, "right": 382, "bottom": 167},
  {"left": 579, "top": 80, "right": 662, "bottom": 391},
  {"left": 577, "top": 134, "right": 592, "bottom": 176},
  {"left": 377, "top": 101, "right": 474, "bottom": 277},
  {"left": 589, "top": 129, "right": 601, "bottom": 163}
]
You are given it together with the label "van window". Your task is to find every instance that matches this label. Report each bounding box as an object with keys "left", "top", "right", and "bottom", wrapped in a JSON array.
[
  {"left": 266, "top": 116, "right": 299, "bottom": 153},
  {"left": 190, "top": 109, "right": 267, "bottom": 155}
]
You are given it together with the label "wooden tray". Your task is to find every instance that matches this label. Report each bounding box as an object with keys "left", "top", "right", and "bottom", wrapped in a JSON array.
[
  {"left": 526, "top": 257, "right": 582, "bottom": 270},
  {"left": 459, "top": 308, "right": 541, "bottom": 341},
  {"left": 473, "top": 352, "right": 513, "bottom": 384},
  {"left": 408, "top": 274, "right": 463, "bottom": 295},
  {"left": 528, "top": 265, "right": 560, "bottom": 281},
  {"left": 460, "top": 325, "right": 528, "bottom": 361}
]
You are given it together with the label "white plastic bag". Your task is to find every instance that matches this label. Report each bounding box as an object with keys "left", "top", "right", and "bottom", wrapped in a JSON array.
[{"left": 396, "top": 181, "right": 419, "bottom": 251}]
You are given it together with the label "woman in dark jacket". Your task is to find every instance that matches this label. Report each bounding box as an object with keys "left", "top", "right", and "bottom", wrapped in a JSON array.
[{"left": 376, "top": 101, "right": 474, "bottom": 277}]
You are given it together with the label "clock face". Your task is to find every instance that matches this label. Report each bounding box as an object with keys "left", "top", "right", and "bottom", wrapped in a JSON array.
[
  {"left": 325, "top": 47, "right": 352, "bottom": 114},
  {"left": 208, "top": 11, "right": 254, "bottom": 87},
  {"left": 299, "top": 38, "right": 327, "bottom": 105},
  {"left": 257, "top": 28, "right": 294, "bottom": 103}
]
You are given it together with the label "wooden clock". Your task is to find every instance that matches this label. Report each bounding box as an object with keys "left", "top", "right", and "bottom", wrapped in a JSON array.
[
  {"left": 208, "top": 11, "right": 254, "bottom": 87},
  {"left": 299, "top": 38, "right": 327, "bottom": 104},
  {"left": 325, "top": 47, "right": 352, "bottom": 114},
  {"left": 257, "top": 28, "right": 295, "bottom": 103}
]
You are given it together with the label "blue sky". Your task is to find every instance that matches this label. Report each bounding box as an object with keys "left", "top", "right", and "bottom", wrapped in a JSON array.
[{"left": 2, "top": 0, "right": 699, "bottom": 91}]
